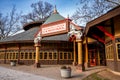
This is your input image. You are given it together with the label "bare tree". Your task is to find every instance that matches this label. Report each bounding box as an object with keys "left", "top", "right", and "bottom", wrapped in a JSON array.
[
  {"left": 77, "top": 0, "right": 120, "bottom": 5},
  {"left": 71, "top": 0, "right": 120, "bottom": 26},
  {"left": 0, "top": 6, "right": 21, "bottom": 39},
  {"left": 0, "top": 13, "right": 7, "bottom": 39},
  {"left": 106, "top": 0, "right": 120, "bottom": 5},
  {"left": 21, "top": 0, "right": 53, "bottom": 24}
]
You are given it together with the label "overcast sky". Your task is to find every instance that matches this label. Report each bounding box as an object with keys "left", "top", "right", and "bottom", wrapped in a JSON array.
[{"left": 0, "top": 0, "right": 79, "bottom": 18}]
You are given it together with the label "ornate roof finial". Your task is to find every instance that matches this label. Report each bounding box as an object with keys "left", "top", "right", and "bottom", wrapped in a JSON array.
[
  {"left": 53, "top": 5, "right": 58, "bottom": 14},
  {"left": 67, "top": 14, "right": 69, "bottom": 19}
]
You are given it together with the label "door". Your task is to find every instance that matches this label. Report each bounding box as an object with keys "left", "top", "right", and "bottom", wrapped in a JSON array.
[{"left": 89, "top": 50, "right": 96, "bottom": 66}]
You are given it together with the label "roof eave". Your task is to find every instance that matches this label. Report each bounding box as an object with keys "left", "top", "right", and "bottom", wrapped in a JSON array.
[{"left": 85, "top": 6, "right": 120, "bottom": 35}]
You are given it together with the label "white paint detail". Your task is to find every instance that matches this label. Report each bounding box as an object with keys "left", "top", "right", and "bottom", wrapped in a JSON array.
[
  {"left": 34, "top": 32, "right": 42, "bottom": 44},
  {"left": 68, "top": 23, "right": 82, "bottom": 40}
]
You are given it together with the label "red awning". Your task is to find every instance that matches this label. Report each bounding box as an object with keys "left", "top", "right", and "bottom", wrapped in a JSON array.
[
  {"left": 97, "top": 26, "right": 114, "bottom": 40},
  {"left": 92, "top": 34, "right": 105, "bottom": 44}
]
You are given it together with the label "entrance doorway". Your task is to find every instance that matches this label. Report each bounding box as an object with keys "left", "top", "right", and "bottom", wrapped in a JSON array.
[
  {"left": 87, "top": 42, "right": 106, "bottom": 67},
  {"left": 89, "top": 49, "right": 96, "bottom": 66}
]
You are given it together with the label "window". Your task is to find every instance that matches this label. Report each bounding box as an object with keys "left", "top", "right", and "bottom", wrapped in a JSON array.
[
  {"left": 39, "top": 52, "right": 43, "bottom": 59},
  {"left": 118, "top": 49, "right": 120, "bottom": 59},
  {"left": 20, "top": 53, "right": 24, "bottom": 59},
  {"left": 16, "top": 53, "right": 18, "bottom": 59},
  {"left": 10, "top": 53, "right": 12, "bottom": 59},
  {"left": 106, "top": 44, "right": 114, "bottom": 60},
  {"left": 29, "top": 53, "right": 32, "bottom": 59},
  {"left": 6, "top": 53, "right": 9, "bottom": 59},
  {"left": 49, "top": 53, "right": 52, "bottom": 59},
  {"left": 8, "top": 53, "right": 10, "bottom": 59},
  {"left": 33, "top": 52, "right": 36, "bottom": 59},
  {"left": 39, "top": 52, "right": 58, "bottom": 60},
  {"left": 25, "top": 53, "right": 28, "bottom": 59},
  {"left": 60, "top": 52, "right": 63, "bottom": 59},
  {"left": 64, "top": 53, "right": 67, "bottom": 59},
  {"left": 117, "top": 44, "right": 120, "bottom": 59},
  {"left": 44, "top": 52, "right": 47, "bottom": 59},
  {"left": 68, "top": 52, "right": 72, "bottom": 59},
  {"left": 53, "top": 53, "right": 57, "bottom": 59},
  {"left": 0, "top": 53, "right": 4, "bottom": 59},
  {"left": 59, "top": 52, "right": 73, "bottom": 60},
  {"left": 13, "top": 53, "right": 15, "bottom": 59}
]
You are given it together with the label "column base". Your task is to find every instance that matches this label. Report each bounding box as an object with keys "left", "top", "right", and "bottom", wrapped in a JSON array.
[
  {"left": 72, "top": 61, "right": 77, "bottom": 66},
  {"left": 34, "top": 62, "right": 41, "bottom": 68},
  {"left": 76, "top": 64, "right": 82, "bottom": 72},
  {"left": 84, "top": 62, "right": 88, "bottom": 69}
]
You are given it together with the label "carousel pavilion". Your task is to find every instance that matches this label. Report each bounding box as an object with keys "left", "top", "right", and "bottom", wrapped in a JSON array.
[
  {"left": 0, "top": 8, "right": 83, "bottom": 67},
  {"left": 1, "top": 6, "right": 120, "bottom": 73}
]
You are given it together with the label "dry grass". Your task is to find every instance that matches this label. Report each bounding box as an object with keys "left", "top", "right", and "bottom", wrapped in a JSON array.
[{"left": 83, "top": 72, "right": 110, "bottom": 80}]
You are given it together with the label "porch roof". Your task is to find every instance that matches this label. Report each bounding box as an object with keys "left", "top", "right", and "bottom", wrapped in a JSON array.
[{"left": 85, "top": 6, "right": 120, "bottom": 35}]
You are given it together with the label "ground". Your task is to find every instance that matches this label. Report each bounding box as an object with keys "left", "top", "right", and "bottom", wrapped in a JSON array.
[
  {"left": 0, "top": 66, "right": 54, "bottom": 80},
  {"left": 0, "top": 64, "right": 120, "bottom": 80},
  {"left": 83, "top": 70, "right": 120, "bottom": 80}
]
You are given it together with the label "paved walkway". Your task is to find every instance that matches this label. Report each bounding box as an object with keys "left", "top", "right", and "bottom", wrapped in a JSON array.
[
  {"left": 0, "top": 64, "right": 108, "bottom": 80},
  {"left": 0, "top": 66, "right": 54, "bottom": 80},
  {"left": 98, "top": 70, "right": 120, "bottom": 80}
]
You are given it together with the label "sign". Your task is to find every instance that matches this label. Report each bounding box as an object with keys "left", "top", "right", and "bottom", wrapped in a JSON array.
[
  {"left": 40, "top": 19, "right": 69, "bottom": 37},
  {"left": 42, "top": 23, "right": 66, "bottom": 35},
  {"left": 39, "top": 19, "right": 70, "bottom": 37}
]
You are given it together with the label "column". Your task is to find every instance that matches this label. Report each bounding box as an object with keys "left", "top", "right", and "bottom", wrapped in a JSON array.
[
  {"left": 76, "top": 39, "right": 83, "bottom": 71},
  {"left": 77, "top": 40, "right": 82, "bottom": 64},
  {"left": 73, "top": 40, "right": 77, "bottom": 66},
  {"left": 111, "top": 18, "right": 118, "bottom": 71},
  {"left": 85, "top": 43, "right": 88, "bottom": 68},
  {"left": 34, "top": 43, "right": 40, "bottom": 68},
  {"left": 113, "top": 39, "right": 118, "bottom": 71},
  {"left": 97, "top": 50, "right": 100, "bottom": 65}
]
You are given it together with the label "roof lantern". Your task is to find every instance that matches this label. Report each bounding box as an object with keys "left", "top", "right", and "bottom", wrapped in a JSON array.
[
  {"left": 43, "top": 6, "right": 65, "bottom": 24},
  {"left": 53, "top": 5, "right": 58, "bottom": 14}
]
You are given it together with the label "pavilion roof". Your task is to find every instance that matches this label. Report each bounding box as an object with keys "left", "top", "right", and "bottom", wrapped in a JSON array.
[
  {"left": 42, "top": 33, "right": 69, "bottom": 41},
  {"left": 43, "top": 13, "right": 65, "bottom": 24},
  {"left": 0, "top": 27, "right": 39, "bottom": 44},
  {"left": 0, "top": 27, "right": 69, "bottom": 44}
]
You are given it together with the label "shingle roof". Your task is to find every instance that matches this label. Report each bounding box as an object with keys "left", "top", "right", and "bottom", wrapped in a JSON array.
[
  {"left": 23, "top": 19, "right": 45, "bottom": 31},
  {"left": 0, "top": 27, "right": 69, "bottom": 44},
  {"left": 43, "top": 13, "right": 65, "bottom": 24},
  {"left": 0, "top": 11, "right": 70, "bottom": 44},
  {"left": 42, "top": 33, "right": 69, "bottom": 41},
  {"left": 0, "top": 27, "right": 39, "bottom": 43}
]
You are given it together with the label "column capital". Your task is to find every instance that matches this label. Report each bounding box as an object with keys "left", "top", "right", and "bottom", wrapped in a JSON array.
[
  {"left": 34, "top": 43, "right": 41, "bottom": 47},
  {"left": 76, "top": 39, "right": 82, "bottom": 42}
]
